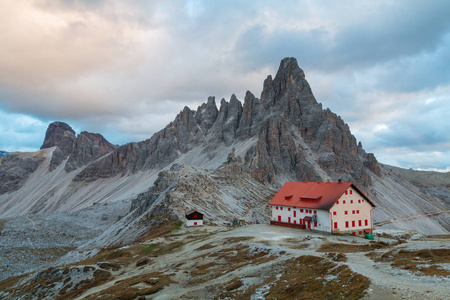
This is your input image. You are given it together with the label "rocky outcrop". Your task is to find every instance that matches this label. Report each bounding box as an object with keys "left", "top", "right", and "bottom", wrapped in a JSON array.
[
  {"left": 41, "top": 122, "right": 76, "bottom": 150},
  {"left": 39, "top": 122, "right": 117, "bottom": 172},
  {"left": 0, "top": 153, "right": 44, "bottom": 194}
]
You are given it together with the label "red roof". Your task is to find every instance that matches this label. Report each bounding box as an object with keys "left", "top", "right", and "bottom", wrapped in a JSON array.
[{"left": 268, "top": 182, "right": 375, "bottom": 211}]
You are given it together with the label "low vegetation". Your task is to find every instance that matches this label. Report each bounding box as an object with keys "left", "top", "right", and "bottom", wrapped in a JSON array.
[
  {"left": 368, "top": 248, "right": 450, "bottom": 276},
  {"left": 265, "top": 256, "right": 370, "bottom": 299}
]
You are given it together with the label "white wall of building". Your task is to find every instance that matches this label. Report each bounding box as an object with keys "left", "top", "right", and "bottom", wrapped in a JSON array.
[
  {"left": 186, "top": 219, "right": 203, "bottom": 227},
  {"left": 329, "top": 186, "right": 373, "bottom": 234},
  {"left": 271, "top": 205, "right": 331, "bottom": 233}
]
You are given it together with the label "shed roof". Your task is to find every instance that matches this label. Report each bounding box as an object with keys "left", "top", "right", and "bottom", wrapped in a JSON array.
[
  {"left": 268, "top": 182, "right": 375, "bottom": 211},
  {"left": 185, "top": 210, "right": 204, "bottom": 219}
]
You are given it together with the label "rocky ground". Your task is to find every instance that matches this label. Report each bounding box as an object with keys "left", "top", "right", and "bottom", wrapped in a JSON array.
[{"left": 1, "top": 224, "right": 448, "bottom": 299}]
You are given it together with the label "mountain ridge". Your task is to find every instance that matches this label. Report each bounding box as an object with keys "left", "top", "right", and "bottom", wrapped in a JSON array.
[{"left": 72, "top": 58, "right": 379, "bottom": 189}]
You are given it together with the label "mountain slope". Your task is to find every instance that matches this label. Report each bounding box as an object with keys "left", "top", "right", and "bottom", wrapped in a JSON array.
[{"left": 0, "top": 57, "right": 448, "bottom": 267}]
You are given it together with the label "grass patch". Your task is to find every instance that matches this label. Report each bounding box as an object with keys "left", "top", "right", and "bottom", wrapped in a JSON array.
[
  {"left": 317, "top": 241, "right": 393, "bottom": 253},
  {"left": 369, "top": 248, "right": 450, "bottom": 276},
  {"left": 265, "top": 255, "right": 370, "bottom": 299},
  {"left": 83, "top": 272, "right": 174, "bottom": 300},
  {"left": 142, "top": 243, "right": 158, "bottom": 253}
]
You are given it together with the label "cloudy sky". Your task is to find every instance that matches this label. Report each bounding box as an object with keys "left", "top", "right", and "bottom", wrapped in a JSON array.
[{"left": 1, "top": 0, "right": 449, "bottom": 171}]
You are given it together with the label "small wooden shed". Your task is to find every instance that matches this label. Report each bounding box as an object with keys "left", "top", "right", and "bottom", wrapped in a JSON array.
[{"left": 185, "top": 210, "right": 204, "bottom": 227}]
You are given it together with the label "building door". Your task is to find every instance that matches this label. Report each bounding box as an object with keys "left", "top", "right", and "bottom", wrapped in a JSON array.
[
  {"left": 307, "top": 221, "right": 311, "bottom": 229},
  {"left": 278, "top": 215, "right": 281, "bottom": 222}
]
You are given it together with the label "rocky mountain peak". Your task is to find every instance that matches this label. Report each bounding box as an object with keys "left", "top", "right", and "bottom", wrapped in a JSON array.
[{"left": 41, "top": 122, "right": 76, "bottom": 149}]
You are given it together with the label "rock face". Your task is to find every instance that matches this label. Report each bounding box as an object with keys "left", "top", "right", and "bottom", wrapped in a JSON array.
[
  {"left": 0, "top": 153, "right": 44, "bottom": 194},
  {"left": 76, "top": 57, "right": 380, "bottom": 188},
  {"left": 41, "top": 122, "right": 76, "bottom": 150},
  {"left": 40, "top": 122, "right": 117, "bottom": 172}
]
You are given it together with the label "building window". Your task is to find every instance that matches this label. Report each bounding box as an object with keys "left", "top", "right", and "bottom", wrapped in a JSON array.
[
  {"left": 288, "top": 217, "right": 291, "bottom": 223},
  {"left": 300, "top": 209, "right": 304, "bottom": 213},
  {"left": 294, "top": 220, "right": 297, "bottom": 224},
  {"left": 358, "top": 220, "right": 362, "bottom": 226},
  {"left": 357, "top": 210, "right": 360, "bottom": 214},
  {"left": 350, "top": 190, "right": 353, "bottom": 194},
  {"left": 314, "top": 210, "right": 317, "bottom": 214},
  {"left": 345, "top": 211, "right": 348, "bottom": 215},
  {"left": 365, "top": 219, "right": 368, "bottom": 226},
  {"left": 343, "top": 200, "right": 346, "bottom": 204},
  {"left": 345, "top": 221, "right": 349, "bottom": 228},
  {"left": 334, "top": 222, "right": 338, "bottom": 229},
  {"left": 358, "top": 200, "right": 361, "bottom": 203},
  {"left": 333, "top": 211, "right": 337, "bottom": 216},
  {"left": 345, "top": 191, "right": 348, "bottom": 195},
  {"left": 352, "top": 210, "right": 355, "bottom": 214},
  {"left": 293, "top": 211, "right": 296, "bottom": 217},
  {"left": 352, "top": 221, "right": 355, "bottom": 227},
  {"left": 288, "top": 208, "right": 291, "bottom": 211},
  {"left": 336, "top": 200, "right": 339, "bottom": 204},
  {"left": 280, "top": 207, "right": 283, "bottom": 210},
  {"left": 359, "top": 231, "right": 362, "bottom": 235},
  {"left": 276, "top": 206, "right": 278, "bottom": 210}
]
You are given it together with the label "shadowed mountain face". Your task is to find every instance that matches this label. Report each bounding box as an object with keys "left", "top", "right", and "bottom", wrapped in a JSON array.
[
  {"left": 40, "top": 122, "right": 118, "bottom": 172},
  {"left": 74, "top": 58, "right": 380, "bottom": 188},
  {"left": 0, "top": 122, "right": 117, "bottom": 195}
]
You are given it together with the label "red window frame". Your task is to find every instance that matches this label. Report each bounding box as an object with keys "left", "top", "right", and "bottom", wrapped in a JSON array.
[
  {"left": 288, "top": 207, "right": 291, "bottom": 211},
  {"left": 294, "top": 220, "right": 297, "bottom": 224},
  {"left": 365, "top": 219, "right": 368, "bottom": 226},
  {"left": 314, "top": 210, "right": 317, "bottom": 214},
  {"left": 352, "top": 210, "right": 355, "bottom": 214},
  {"left": 280, "top": 207, "right": 283, "bottom": 210},
  {"left": 358, "top": 200, "right": 361, "bottom": 203},
  {"left": 336, "top": 200, "right": 339, "bottom": 204},
  {"left": 334, "top": 222, "right": 338, "bottom": 229},
  {"left": 343, "top": 200, "right": 346, "bottom": 204},
  {"left": 276, "top": 206, "right": 278, "bottom": 210},
  {"left": 194, "top": 222, "right": 197, "bottom": 225},
  {"left": 300, "top": 209, "right": 304, "bottom": 213},
  {"left": 278, "top": 215, "right": 281, "bottom": 222},
  {"left": 357, "top": 210, "right": 360, "bottom": 214},
  {"left": 314, "top": 222, "right": 317, "bottom": 227},
  {"left": 358, "top": 220, "right": 362, "bottom": 226},
  {"left": 350, "top": 190, "right": 353, "bottom": 194},
  {"left": 345, "top": 211, "right": 348, "bottom": 215},
  {"left": 351, "top": 200, "right": 353, "bottom": 204},
  {"left": 293, "top": 211, "right": 296, "bottom": 217},
  {"left": 288, "top": 217, "right": 291, "bottom": 223},
  {"left": 352, "top": 220, "right": 355, "bottom": 227},
  {"left": 345, "top": 191, "right": 348, "bottom": 195},
  {"left": 333, "top": 211, "right": 337, "bottom": 216},
  {"left": 345, "top": 221, "right": 349, "bottom": 228}
]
